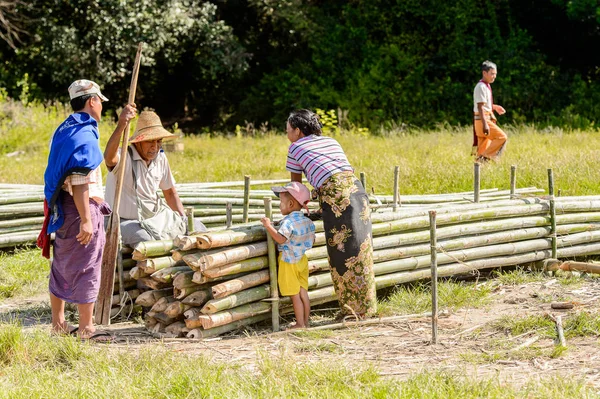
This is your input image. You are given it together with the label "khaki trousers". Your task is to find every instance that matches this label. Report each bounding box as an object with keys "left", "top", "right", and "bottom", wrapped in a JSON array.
[{"left": 474, "top": 118, "right": 507, "bottom": 159}]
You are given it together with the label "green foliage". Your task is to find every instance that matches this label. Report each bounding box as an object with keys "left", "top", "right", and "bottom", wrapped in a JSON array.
[
  {"left": 4, "top": 0, "right": 248, "bottom": 121},
  {"left": 0, "top": 1, "right": 598, "bottom": 129}
]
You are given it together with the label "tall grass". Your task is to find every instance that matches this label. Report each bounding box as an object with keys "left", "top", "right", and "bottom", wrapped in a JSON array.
[
  {"left": 0, "top": 322, "right": 595, "bottom": 398},
  {"left": 2, "top": 99, "right": 600, "bottom": 195}
]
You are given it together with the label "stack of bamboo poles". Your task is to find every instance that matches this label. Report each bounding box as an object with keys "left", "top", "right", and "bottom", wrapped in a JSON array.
[
  {"left": 131, "top": 194, "right": 600, "bottom": 338},
  {"left": 0, "top": 182, "right": 543, "bottom": 248}
]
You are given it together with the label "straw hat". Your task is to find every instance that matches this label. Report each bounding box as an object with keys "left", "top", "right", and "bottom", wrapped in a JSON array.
[{"left": 129, "top": 111, "right": 178, "bottom": 143}]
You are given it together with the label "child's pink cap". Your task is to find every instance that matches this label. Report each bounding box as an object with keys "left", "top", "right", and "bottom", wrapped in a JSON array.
[{"left": 272, "top": 182, "right": 311, "bottom": 209}]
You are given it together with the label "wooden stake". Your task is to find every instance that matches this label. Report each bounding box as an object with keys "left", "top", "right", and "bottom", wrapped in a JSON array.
[
  {"left": 226, "top": 201, "right": 233, "bottom": 228},
  {"left": 360, "top": 172, "right": 367, "bottom": 192},
  {"left": 242, "top": 176, "right": 250, "bottom": 223},
  {"left": 474, "top": 162, "right": 480, "bottom": 203},
  {"left": 549, "top": 168, "right": 557, "bottom": 258},
  {"left": 264, "top": 196, "right": 280, "bottom": 332},
  {"left": 429, "top": 210, "right": 438, "bottom": 344},
  {"left": 554, "top": 315, "right": 567, "bottom": 347},
  {"left": 393, "top": 166, "right": 400, "bottom": 211},
  {"left": 185, "top": 206, "right": 194, "bottom": 233},
  {"left": 96, "top": 42, "right": 143, "bottom": 325},
  {"left": 510, "top": 165, "right": 517, "bottom": 198}
]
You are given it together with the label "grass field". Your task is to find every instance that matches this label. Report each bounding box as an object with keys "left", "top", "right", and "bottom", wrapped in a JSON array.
[
  {"left": 0, "top": 321, "right": 596, "bottom": 399},
  {"left": 2, "top": 98, "right": 600, "bottom": 195},
  {"left": 2, "top": 98, "right": 600, "bottom": 398}
]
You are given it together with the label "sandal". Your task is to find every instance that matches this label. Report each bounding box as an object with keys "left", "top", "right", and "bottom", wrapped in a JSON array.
[{"left": 79, "top": 330, "right": 115, "bottom": 343}]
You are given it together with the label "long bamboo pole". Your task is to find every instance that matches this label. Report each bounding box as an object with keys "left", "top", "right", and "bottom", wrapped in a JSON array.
[
  {"left": 429, "top": 210, "right": 438, "bottom": 344},
  {"left": 264, "top": 197, "right": 279, "bottom": 332},
  {"left": 96, "top": 42, "right": 143, "bottom": 325}
]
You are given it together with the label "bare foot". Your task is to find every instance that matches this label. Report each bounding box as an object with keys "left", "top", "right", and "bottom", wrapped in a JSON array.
[
  {"left": 287, "top": 323, "right": 306, "bottom": 330},
  {"left": 51, "top": 322, "right": 77, "bottom": 336}
]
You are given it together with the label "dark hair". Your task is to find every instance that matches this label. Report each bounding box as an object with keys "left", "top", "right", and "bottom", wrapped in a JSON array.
[
  {"left": 287, "top": 109, "right": 322, "bottom": 136},
  {"left": 70, "top": 94, "right": 95, "bottom": 112},
  {"left": 481, "top": 60, "right": 497, "bottom": 72}
]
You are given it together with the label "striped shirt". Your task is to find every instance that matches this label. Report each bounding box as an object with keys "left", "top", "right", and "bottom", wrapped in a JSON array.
[
  {"left": 286, "top": 135, "right": 353, "bottom": 189},
  {"left": 277, "top": 211, "right": 316, "bottom": 263}
]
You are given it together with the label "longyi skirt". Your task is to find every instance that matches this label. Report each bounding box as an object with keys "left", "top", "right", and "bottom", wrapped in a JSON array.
[{"left": 318, "top": 171, "right": 377, "bottom": 317}]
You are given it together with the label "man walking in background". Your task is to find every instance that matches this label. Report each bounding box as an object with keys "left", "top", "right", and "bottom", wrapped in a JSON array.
[{"left": 473, "top": 60, "right": 507, "bottom": 162}]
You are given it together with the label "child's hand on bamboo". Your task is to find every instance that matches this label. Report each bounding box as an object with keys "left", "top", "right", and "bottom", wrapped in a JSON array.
[{"left": 260, "top": 217, "right": 272, "bottom": 228}]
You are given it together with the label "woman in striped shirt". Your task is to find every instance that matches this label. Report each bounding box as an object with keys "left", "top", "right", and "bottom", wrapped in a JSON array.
[{"left": 285, "top": 109, "right": 377, "bottom": 319}]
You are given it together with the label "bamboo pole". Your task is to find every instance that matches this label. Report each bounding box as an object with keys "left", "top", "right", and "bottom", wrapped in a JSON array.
[
  {"left": 185, "top": 206, "right": 194, "bottom": 233},
  {"left": 264, "top": 196, "right": 279, "bottom": 332},
  {"left": 429, "top": 210, "right": 438, "bottom": 345},
  {"left": 393, "top": 166, "right": 400, "bottom": 211},
  {"left": 96, "top": 42, "right": 143, "bottom": 325},
  {"left": 510, "top": 165, "right": 517, "bottom": 198},
  {"left": 194, "top": 301, "right": 271, "bottom": 329},
  {"left": 548, "top": 169, "right": 557, "bottom": 258},
  {"left": 180, "top": 289, "right": 212, "bottom": 306},
  {"left": 138, "top": 256, "right": 183, "bottom": 274},
  {"left": 150, "top": 296, "right": 176, "bottom": 313},
  {"left": 164, "top": 301, "right": 192, "bottom": 319},
  {"left": 172, "top": 270, "right": 197, "bottom": 289},
  {"left": 201, "top": 284, "right": 270, "bottom": 314},
  {"left": 474, "top": 162, "right": 480, "bottom": 203},
  {"left": 132, "top": 239, "right": 176, "bottom": 260},
  {"left": 174, "top": 285, "right": 209, "bottom": 300},
  {"left": 195, "top": 226, "right": 267, "bottom": 250},
  {"left": 182, "top": 242, "right": 268, "bottom": 271},
  {"left": 226, "top": 202, "right": 233, "bottom": 228},
  {"left": 201, "top": 256, "right": 269, "bottom": 279},
  {"left": 559, "top": 261, "right": 600, "bottom": 274},
  {"left": 211, "top": 269, "right": 270, "bottom": 299},
  {"left": 150, "top": 266, "right": 192, "bottom": 284},
  {"left": 187, "top": 314, "right": 270, "bottom": 339},
  {"left": 243, "top": 175, "right": 251, "bottom": 223},
  {"left": 548, "top": 168, "right": 555, "bottom": 197},
  {"left": 135, "top": 287, "right": 174, "bottom": 307}
]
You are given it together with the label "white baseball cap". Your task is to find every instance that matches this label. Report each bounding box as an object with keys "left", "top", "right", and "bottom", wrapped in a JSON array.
[{"left": 68, "top": 79, "right": 109, "bottom": 101}]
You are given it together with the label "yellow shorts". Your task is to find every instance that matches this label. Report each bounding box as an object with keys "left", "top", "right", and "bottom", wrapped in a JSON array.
[{"left": 278, "top": 254, "right": 309, "bottom": 296}]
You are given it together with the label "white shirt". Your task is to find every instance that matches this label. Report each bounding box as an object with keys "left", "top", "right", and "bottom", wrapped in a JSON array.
[
  {"left": 104, "top": 145, "right": 176, "bottom": 220},
  {"left": 473, "top": 81, "right": 493, "bottom": 114}
]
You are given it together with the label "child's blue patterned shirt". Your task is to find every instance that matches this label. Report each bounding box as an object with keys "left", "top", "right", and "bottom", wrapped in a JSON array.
[{"left": 277, "top": 211, "right": 316, "bottom": 263}]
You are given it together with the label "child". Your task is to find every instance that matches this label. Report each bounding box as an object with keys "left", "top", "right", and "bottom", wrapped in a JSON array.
[
  {"left": 473, "top": 60, "right": 507, "bottom": 162},
  {"left": 261, "top": 181, "right": 316, "bottom": 329}
]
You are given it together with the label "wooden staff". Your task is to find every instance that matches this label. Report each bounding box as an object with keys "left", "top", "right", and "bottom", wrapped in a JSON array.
[{"left": 95, "top": 43, "right": 143, "bottom": 325}]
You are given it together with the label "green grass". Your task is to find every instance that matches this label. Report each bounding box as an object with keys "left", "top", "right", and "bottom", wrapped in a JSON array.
[
  {"left": 492, "top": 267, "right": 548, "bottom": 285},
  {"left": 3, "top": 98, "right": 600, "bottom": 197},
  {"left": 493, "top": 311, "right": 600, "bottom": 339},
  {"left": 0, "top": 248, "right": 49, "bottom": 300},
  {"left": 0, "top": 322, "right": 596, "bottom": 398},
  {"left": 377, "top": 280, "right": 492, "bottom": 316}
]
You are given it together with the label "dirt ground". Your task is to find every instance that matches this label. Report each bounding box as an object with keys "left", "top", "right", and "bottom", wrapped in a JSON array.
[{"left": 2, "top": 277, "right": 600, "bottom": 390}]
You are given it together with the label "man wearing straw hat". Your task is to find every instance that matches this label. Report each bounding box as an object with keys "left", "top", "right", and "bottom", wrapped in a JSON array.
[
  {"left": 39, "top": 79, "right": 136, "bottom": 341},
  {"left": 104, "top": 110, "right": 204, "bottom": 246}
]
